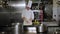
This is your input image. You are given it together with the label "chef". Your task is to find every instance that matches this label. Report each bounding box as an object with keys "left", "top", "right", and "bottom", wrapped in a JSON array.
[{"left": 22, "top": 0, "right": 34, "bottom": 25}]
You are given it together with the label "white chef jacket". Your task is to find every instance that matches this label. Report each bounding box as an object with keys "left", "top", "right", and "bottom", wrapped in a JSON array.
[{"left": 22, "top": 9, "right": 34, "bottom": 25}]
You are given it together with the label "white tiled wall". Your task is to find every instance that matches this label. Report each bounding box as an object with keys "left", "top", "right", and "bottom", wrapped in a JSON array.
[
  {"left": 53, "top": 0, "right": 58, "bottom": 21},
  {"left": 53, "top": 0, "right": 60, "bottom": 21}
]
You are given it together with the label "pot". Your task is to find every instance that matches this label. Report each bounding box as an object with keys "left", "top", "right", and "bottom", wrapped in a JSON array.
[
  {"left": 11, "top": 22, "right": 23, "bottom": 34},
  {"left": 37, "top": 23, "right": 48, "bottom": 34},
  {"left": 23, "top": 26, "right": 37, "bottom": 34}
]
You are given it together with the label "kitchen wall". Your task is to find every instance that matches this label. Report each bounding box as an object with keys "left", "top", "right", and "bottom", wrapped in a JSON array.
[
  {"left": 53, "top": 0, "right": 60, "bottom": 21},
  {"left": 57, "top": 3, "right": 60, "bottom": 20},
  {"left": 53, "top": 0, "right": 58, "bottom": 21}
]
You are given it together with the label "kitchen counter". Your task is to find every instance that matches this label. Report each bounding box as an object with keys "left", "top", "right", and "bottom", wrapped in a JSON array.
[
  {"left": 24, "top": 21, "right": 58, "bottom": 27},
  {"left": 25, "top": 32, "right": 49, "bottom": 34}
]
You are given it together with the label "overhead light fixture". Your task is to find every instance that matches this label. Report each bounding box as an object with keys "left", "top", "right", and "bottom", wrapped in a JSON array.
[{"left": 11, "top": 4, "right": 26, "bottom": 7}]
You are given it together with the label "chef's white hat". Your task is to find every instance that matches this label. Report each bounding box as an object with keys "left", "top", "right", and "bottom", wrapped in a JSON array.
[{"left": 27, "top": 0, "right": 32, "bottom": 8}]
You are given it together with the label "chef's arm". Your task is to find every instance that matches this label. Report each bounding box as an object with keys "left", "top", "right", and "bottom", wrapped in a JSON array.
[
  {"left": 30, "top": 12, "right": 34, "bottom": 21},
  {"left": 22, "top": 14, "right": 26, "bottom": 20},
  {"left": 22, "top": 17, "right": 30, "bottom": 23},
  {"left": 32, "top": 12, "right": 34, "bottom": 20},
  {"left": 22, "top": 17, "right": 26, "bottom": 20},
  {"left": 21, "top": 11, "right": 26, "bottom": 20}
]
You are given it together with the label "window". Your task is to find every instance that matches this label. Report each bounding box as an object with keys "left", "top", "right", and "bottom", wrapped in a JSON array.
[{"left": 31, "top": 3, "right": 39, "bottom": 10}]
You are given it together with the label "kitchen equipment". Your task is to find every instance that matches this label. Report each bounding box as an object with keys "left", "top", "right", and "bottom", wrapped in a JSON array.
[
  {"left": 54, "top": 29, "right": 60, "bottom": 34},
  {"left": 24, "top": 26, "right": 37, "bottom": 34},
  {"left": 37, "top": 23, "right": 48, "bottom": 34},
  {"left": 1, "top": 32, "right": 6, "bottom": 34},
  {"left": 0, "top": 0, "right": 25, "bottom": 31},
  {"left": 11, "top": 22, "right": 23, "bottom": 34},
  {"left": 0, "top": 32, "right": 9, "bottom": 34},
  {"left": 7, "top": 0, "right": 26, "bottom": 13},
  {"left": 0, "top": 0, "right": 26, "bottom": 25}
]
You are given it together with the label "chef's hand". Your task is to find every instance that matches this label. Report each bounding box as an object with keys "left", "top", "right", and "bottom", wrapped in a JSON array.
[
  {"left": 23, "top": 17, "right": 26, "bottom": 20},
  {"left": 23, "top": 17, "right": 29, "bottom": 23},
  {"left": 26, "top": 20, "right": 30, "bottom": 23}
]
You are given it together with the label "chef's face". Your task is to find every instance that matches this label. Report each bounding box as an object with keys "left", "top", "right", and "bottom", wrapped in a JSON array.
[
  {"left": 26, "top": 6, "right": 30, "bottom": 10},
  {"left": 26, "top": 7, "right": 30, "bottom": 10}
]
